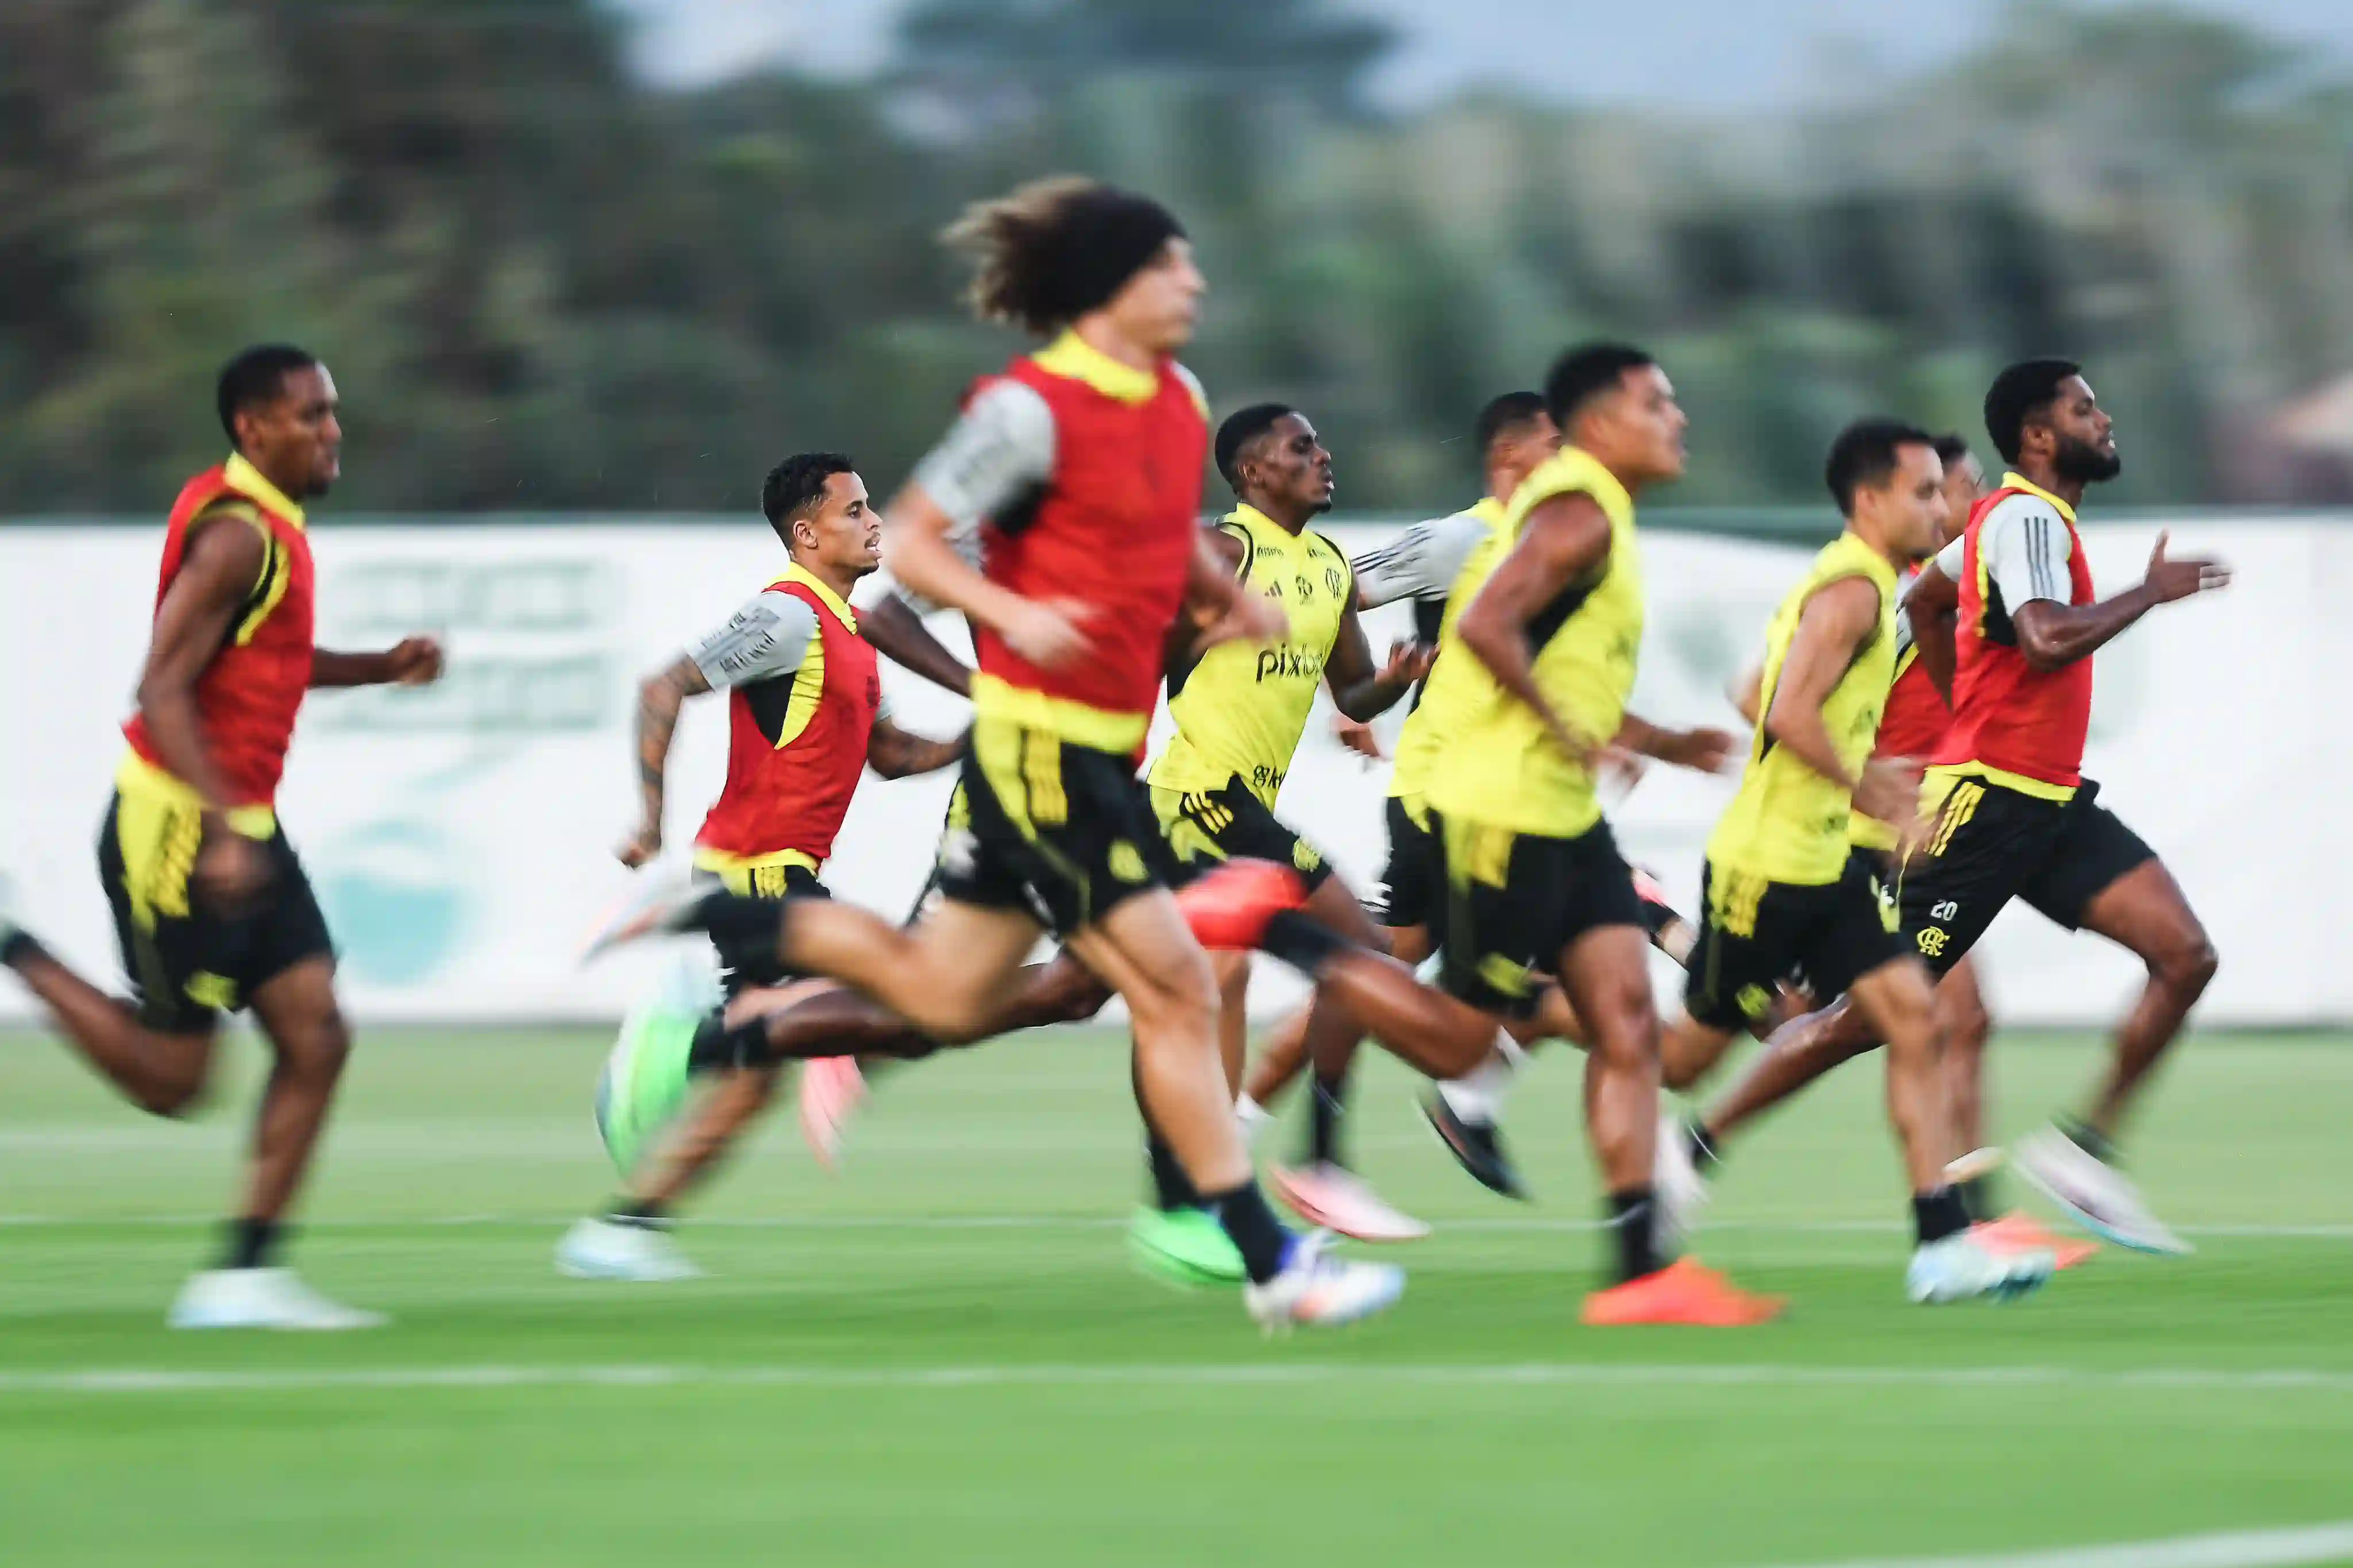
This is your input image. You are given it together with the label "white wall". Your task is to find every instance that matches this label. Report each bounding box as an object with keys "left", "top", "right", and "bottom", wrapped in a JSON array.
[{"left": 0, "top": 515, "right": 2318, "bottom": 1028}]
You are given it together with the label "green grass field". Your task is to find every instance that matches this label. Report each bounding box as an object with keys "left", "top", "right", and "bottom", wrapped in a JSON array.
[{"left": 2, "top": 1023, "right": 2349, "bottom": 1567}]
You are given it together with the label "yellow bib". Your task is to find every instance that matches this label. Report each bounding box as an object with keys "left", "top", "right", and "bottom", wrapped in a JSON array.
[
  {"left": 1707, "top": 531, "right": 1900, "bottom": 884},
  {"left": 1150, "top": 507, "right": 1353, "bottom": 806},
  {"left": 1424, "top": 448, "right": 1645, "bottom": 840},
  {"left": 1387, "top": 496, "right": 1509, "bottom": 804}
]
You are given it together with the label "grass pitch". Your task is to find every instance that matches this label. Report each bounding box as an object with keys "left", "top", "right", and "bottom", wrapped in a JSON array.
[{"left": 2, "top": 1024, "right": 2349, "bottom": 1567}]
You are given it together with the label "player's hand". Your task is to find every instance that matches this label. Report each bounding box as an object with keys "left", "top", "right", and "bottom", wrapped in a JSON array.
[
  {"left": 2143, "top": 532, "right": 2230, "bottom": 604},
  {"left": 1334, "top": 714, "right": 1385, "bottom": 762},
  {"left": 1854, "top": 756, "right": 1926, "bottom": 840},
  {"left": 616, "top": 823, "right": 662, "bottom": 870},
  {"left": 1377, "top": 639, "right": 1434, "bottom": 690},
  {"left": 192, "top": 825, "right": 271, "bottom": 914},
  {"left": 1661, "top": 725, "right": 1738, "bottom": 774},
  {"left": 383, "top": 635, "right": 446, "bottom": 686},
  {"left": 1196, "top": 590, "right": 1285, "bottom": 652},
  {"left": 1000, "top": 597, "right": 1099, "bottom": 668},
  {"left": 1598, "top": 743, "right": 1649, "bottom": 796}
]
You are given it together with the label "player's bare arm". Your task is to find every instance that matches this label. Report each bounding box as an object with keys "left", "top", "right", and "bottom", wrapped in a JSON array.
[
  {"left": 859, "top": 592, "right": 971, "bottom": 698},
  {"left": 2009, "top": 531, "right": 2229, "bottom": 672},
  {"left": 1904, "top": 563, "right": 1962, "bottom": 702},
  {"left": 885, "top": 484, "right": 1093, "bottom": 669},
  {"left": 1454, "top": 490, "right": 1611, "bottom": 763},
  {"left": 1183, "top": 524, "right": 1285, "bottom": 649},
  {"left": 310, "top": 638, "right": 444, "bottom": 689},
  {"left": 1323, "top": 600, "right": 1429, "bottom": 722},
  {"left": 619, "top": 654, "right": 711, "bottom": 868},
  {"left": 1767, "top": 576, "right": 1919, "bottom": 830},
  {"left": 135, "top": 509, "right": 273, "bottom": 906},
  {"left": 1615, "top": 710, "right": 1735, "bottom": 773},
  {"left": 866, "top": 717, "right": 969, "bottom": 779}
]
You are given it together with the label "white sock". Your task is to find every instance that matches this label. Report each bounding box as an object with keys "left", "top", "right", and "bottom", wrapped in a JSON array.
[
  {"left": 1235, "top": 1093, "right": 1274, "bottom": 1145},
  {"left": 1437, "top": 1029, "right": 1525, "bottom": 1123}
]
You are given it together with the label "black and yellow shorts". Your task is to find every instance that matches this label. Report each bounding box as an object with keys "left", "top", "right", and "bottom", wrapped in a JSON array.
[
  {"left": 1148, "top": 775, "right": 1333, "bottom": 895},
  {"left": 695, "top": 860, "right": 830, "bottom": 998},
  {"left": 1899, "top": 772, "right": 2154, "bottom": 976},
  {"left": 1435, "top": 812, "right": 1644, "bottom": 1016},
  {"left": 931, "top": 721, "right": 1172, "bottom": 936},
  {"left": 1685, "top": 851, "right": 1905, "bottom": 1032},
  {"left": 1372, "top": 794, "right": 1441, "bottom": 933},
  {"left": 97, "top": 791, "right": 333, "bottom": 1034}
]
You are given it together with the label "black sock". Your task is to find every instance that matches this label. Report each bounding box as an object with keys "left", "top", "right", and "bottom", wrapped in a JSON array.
[
  {"left": 1607, "top": 1187, "right": 1662, "bottom": 1283},
  {"left": 1307, "top": 1075, "right": 1347, "bottom": 1166},
  {"left": 1685, "top": 1120, "right": 1722, "bottom": 1175},
  {"left": 606, "top": 1198, "right": 669, "bottom": 1226},
  {"left": 1957, "top": 1172, "right": 2000, "bottom": 1223},
  {"left": 1145, "top": 1134, "right": 1199, "bottom": 1212},
  {"left": 1913, "top": 1185, "right": 1971, "bottom": 1246},
  {"left": 1259, "top": 910, "right": 1348, "bottom": 977},
  {"left": 1, "top": 929, "right": 47, "bottom": 970},
  {"left": 222, "top": 1217, "right": 282, "bottom": 1271},
  {"left": 1205, "top": 1181, "right": 1294, "bottom": 1284},
  {"left": 686, "top": 1010, "right": 773, "bottom": 1073},
  {"left": 2057, "top": 1113, "right": 2117, "bottom": 1165}
]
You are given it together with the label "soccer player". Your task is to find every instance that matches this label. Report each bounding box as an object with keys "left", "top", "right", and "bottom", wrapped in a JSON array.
[
  {"left": 1660, "top": 418, "right": 2053, "bottom": 1301},
  {"left": 0, "top": 345, "right": 443, "bottom": 1329},
  {"left": 1131, "top": 402, "right": 1433, "bottom": 1269},
  {"left": 555, "top": 453, "right": 971, "bottom": 1281},
  {"left": 586, "top": 177, "right": 1409, "bottom": 1328},
  {"left": 1671, "top": 361, "right": 2227, "bottom": 1255},
  {"left": 1417, "top": 342, "right": 1781, "bottom": 1325}
]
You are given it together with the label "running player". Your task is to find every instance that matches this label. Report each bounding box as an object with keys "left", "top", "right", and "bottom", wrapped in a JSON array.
[
  {"left": 554, "top": 453, "right": 970, "bottom": 1281},
  {"left": 1658, "top": 418, "right": 2052, "bottom": 1301},
  {"left": 1132, "top": 403, "right": 1433, "bottom": 1266},
  {"left": 0, "top": 345, "right": 443, "bottom": 1329},
  {"left": 1669, "top": 361, "right": 2227, "bottom": 1254},
  {"left": 1418, "top": 342, "right": 1781, "bottom": 1325},
  {"left": 585, "top": 177, "right": 1409, "bottom": 1328}
]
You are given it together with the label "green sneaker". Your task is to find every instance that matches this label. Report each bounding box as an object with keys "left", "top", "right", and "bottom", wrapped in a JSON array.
[
  {"left": 1127, "top": 1206, "right": 1247, "bottom": 1288},
  {"left": 594, "top": 995, "right": 705, "bottom": 1175}
]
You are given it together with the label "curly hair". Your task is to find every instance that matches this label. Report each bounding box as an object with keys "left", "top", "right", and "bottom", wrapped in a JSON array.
[{"left": 942, "top": 177, "right": 1186, "bottom": 337}]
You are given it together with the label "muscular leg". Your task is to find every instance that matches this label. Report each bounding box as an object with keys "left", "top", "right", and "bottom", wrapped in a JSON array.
[
  {"left": 2072, "top": 860, "right": 2217, "bottom": 1141},
  {"left": 1939, "top": 956, "right": 1992, "bottom": 1154},
  {"left": 237, "top": 956, "right": 353, "bottom": 1253},
  {"left": 1244, "top": 923, "right": 1430, "bottom": 1112},
  {"left": 1291, "top": 878, "right": 1394, "bottom": 1167},
  {"left": 1845, "top": 959, "right": 1952, "bottom": 1200},
  {"left": 2, "top": 944, "right": 213, "bottom": 1116},
  {"left": 1556, "top": 924, "right": 1665, "bottom": 1280},
  {"left": 1698, "top": 998, "right": 1879, "bottom": 1147},
  {"left": 627, "top": 1064, "right": 782, "bottom": 1210},
  {"left": 765, "top": 897, "right": 1047, "bottom": 1044},
  {"left": 1660, "top": 1011, "right": 1739, "bottom": 1094}
]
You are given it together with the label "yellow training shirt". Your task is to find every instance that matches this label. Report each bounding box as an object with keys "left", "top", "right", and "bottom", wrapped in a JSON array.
[{"left": 1387, "top": 496, "right": 1510, "bottom": 804}]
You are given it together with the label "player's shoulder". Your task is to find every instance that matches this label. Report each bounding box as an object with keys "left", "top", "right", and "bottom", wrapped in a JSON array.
[
  {"left": 1976, "top": 488, "right": 2063, "bottom": 532},
  {"left": 1168, "top": 362, "right": 1209, "bottom": 419}
]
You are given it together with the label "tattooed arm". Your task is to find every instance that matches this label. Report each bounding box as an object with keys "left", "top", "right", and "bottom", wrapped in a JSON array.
[{"left": 618, "top": 655, "right": 712, "bottom": 868}]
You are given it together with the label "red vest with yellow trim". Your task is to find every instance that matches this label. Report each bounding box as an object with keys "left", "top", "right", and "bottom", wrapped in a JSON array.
[
  {"left": 693, "top": 575, "right": 880, "bottom": 868},
  {"left": 122, "top": 464, "right": 315, "bottom": 807},
  {"left": 1873, "top": 569, "right": 1950, "bottom": 762},
  {"left": 971, "top": 353, "right": 1206, "bottom": 740},
  {"left": 1931, "top": 486, "right": 2096, "bottom": 788}
]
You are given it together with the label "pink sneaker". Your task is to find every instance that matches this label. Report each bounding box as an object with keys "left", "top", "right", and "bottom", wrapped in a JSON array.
[
  {"left": 1976, "top": 1211, "right": 2099, "bottom": 1271},
  {"left": 798, "top": 1056, "right": 866, "bottom": 1171},
  {"left": 1270, "top": 1163, "right": 1431, "bottom": 1242}
]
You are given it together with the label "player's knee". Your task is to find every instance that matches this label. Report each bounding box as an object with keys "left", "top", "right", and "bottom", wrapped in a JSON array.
[
  {"left": 1040, "top": 965, "right": 1112, "bottom": 1024},
  {"left": 2152, "top": 928, "right": 2218, "bottom": 997},
  {"left": 277, "top": 1007, "right": 354, "bottom": 1081},
  {"left": 136, "top": 1059, "right": 212, "bottom": 1119}
]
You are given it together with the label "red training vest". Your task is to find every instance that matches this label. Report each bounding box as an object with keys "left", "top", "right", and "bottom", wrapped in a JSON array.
[
  {"left": 123, "top": 461, "right": 316, "bottom": 808},
  {"left": 1932, "top": 484, "right": 2096, "bottom": 789}
]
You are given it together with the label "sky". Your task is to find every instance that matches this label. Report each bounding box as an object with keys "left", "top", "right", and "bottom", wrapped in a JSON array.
[{"left": 607, "top": 0, "right": 2353, "bottom": 107}]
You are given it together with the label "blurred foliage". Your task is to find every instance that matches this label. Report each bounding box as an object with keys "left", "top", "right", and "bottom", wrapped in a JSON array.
[{"left": 3, "top": 0, "right": 2352, "bottom": 515}]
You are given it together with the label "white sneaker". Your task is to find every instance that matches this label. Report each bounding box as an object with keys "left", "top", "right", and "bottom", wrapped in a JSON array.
[
  {"left": 581, "top": 872, "right": 709, "bottom": 962},
  {"left": 1270, "top": 1163, "right": 1431, "bottom": 1242},
  {"left": 1243, "top": 1233, "right": 1405, "bottom": 1331},
  {"left": 168, "top": 1268, "right": 388, "bottom": 1330},
  {"left": 1653, "top": 1111, "right": 1711, "bottom": 1248},
  {"left": 2012, "top": 1125, "right": 2191, "bottom": 1256},
  {"left": 554, "top": 1216, "right": 704, "bottom": 1282},
  {"left": 1905, "top": 1231, "right": 2054, "bottom": 1304}
]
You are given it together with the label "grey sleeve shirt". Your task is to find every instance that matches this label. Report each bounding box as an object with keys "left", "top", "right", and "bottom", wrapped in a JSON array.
[
  {"left": 1935, "top": 493, "right": 2073, "bottom": 610},
  {"left": 1350, "top": 508, "right": 1492, "bottom": 609},
  {"left": 686, "top": 590, "right": 818, "bottom": 690}
]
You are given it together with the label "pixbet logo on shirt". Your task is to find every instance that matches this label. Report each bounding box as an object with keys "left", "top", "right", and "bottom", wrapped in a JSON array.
[{"left": 1254, "top": 645, "right": 1326, "bottom": 683}]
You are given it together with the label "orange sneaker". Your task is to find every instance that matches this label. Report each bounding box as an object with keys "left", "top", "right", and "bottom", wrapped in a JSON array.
[
  {"left": 1580, "top": 1257, "right": 1787, "bottom": 1327},
  {"left": 1975, "top": 1211, "right": 2098, "bottom": 1271},
  {"left": 1172, "top": 859, "right": 1308, "bottom": 951}
]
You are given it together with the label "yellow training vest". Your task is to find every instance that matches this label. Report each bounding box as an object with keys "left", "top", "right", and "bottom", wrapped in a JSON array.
[{"left": 1387, "top": 496, "right": 1509, "bottom": 805}]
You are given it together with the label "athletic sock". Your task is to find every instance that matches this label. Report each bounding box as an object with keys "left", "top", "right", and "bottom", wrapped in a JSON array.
[
  {"left": 1306, "top": 1075, "right": 1347, "bottom": 1166},
  {"left": 1686, "top": 1119, "right": 1722, "bottom": 1176},
  {"left": 1145, "top": 1134, "right": 1199, "bottom": 1212},
  {"left": 1912, "top": 1185, "right": 1971, "bottom": 1246},
  {"left": 1205, "top": 1181, "right": 1295, "bottom": 1284},
  {"left": 2056, "top": 1113, "right": 2117, "bottom": 1165},
  {"left": 606, "top": 1198, "right": 669, "bottom": 1226},
  {"left": 1259, "top": 910, "right": 1349, "bottom": 976},
  {"left": 1606, "top": 1187, "right": 1663, "bottom": 1283},
  {"left": 1436, "top": 1030, "right": 1525, "bottom": 1123},
  {"left": 1957, "top": 1172, "right": 2000, "bottom": 1223},
  {"left": 222, "top": 1217, "right": 283, "bottom": 1271},
  {"left": 686, "top": 1010, "right": 772, "bottom": 1073}
]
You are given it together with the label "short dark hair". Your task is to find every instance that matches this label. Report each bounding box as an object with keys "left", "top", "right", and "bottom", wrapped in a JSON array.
[
  {"left": 1931, "top": 432, "right": 1973, "bottom": 469},
  {"left": 760, "top": 452, "right": 857, "bottom": 542},
  {"left": 216, "top": 344, "right": 320, "bottom": 446},
  {"left": 1984, "top": 358, "right": 2082, "bottom": 465},
  {"left": 1823, "top": 418, "right": 1938, "bottom": 516},
  {"left": 1214, "top": 403, "right": 1297, "bottom": 494},
  {"left": 1543, "top": 343, "right": 1655, "bottom": 434},
  {"left": 1473, "top": 391, "right": 1548, "bottom": 454}
]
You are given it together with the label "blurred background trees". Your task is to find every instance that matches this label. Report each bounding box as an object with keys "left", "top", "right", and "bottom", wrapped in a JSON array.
[{"left": 4, "top": 0, "right": 2352, "bottom": 516}]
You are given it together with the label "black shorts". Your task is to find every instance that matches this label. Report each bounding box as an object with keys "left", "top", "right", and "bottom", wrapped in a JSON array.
[
  {"left": 98, "top": 791, "right": 333, "bottom": 1034},
  {"left": 1372, "top": 794, "right": 1441, "bottom": 933},
  {"left": 1149, "top": 776, "right": 1334, "bottom": 894},
  {"left": 1685, "top": 851, "right": 1905, "bottom": 1031},
  {"left": 1436, "top": 812, "right": 1644, "bottom": 1016},
  {"left": 931, "top": 720, "right": 1170, "bottom": 936},
  {"left": 1899, "top": 773, "right": 2155, "bottom": 976},
  {"left": 697, "top": 862, "right": 829, "bottom": 998}
]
